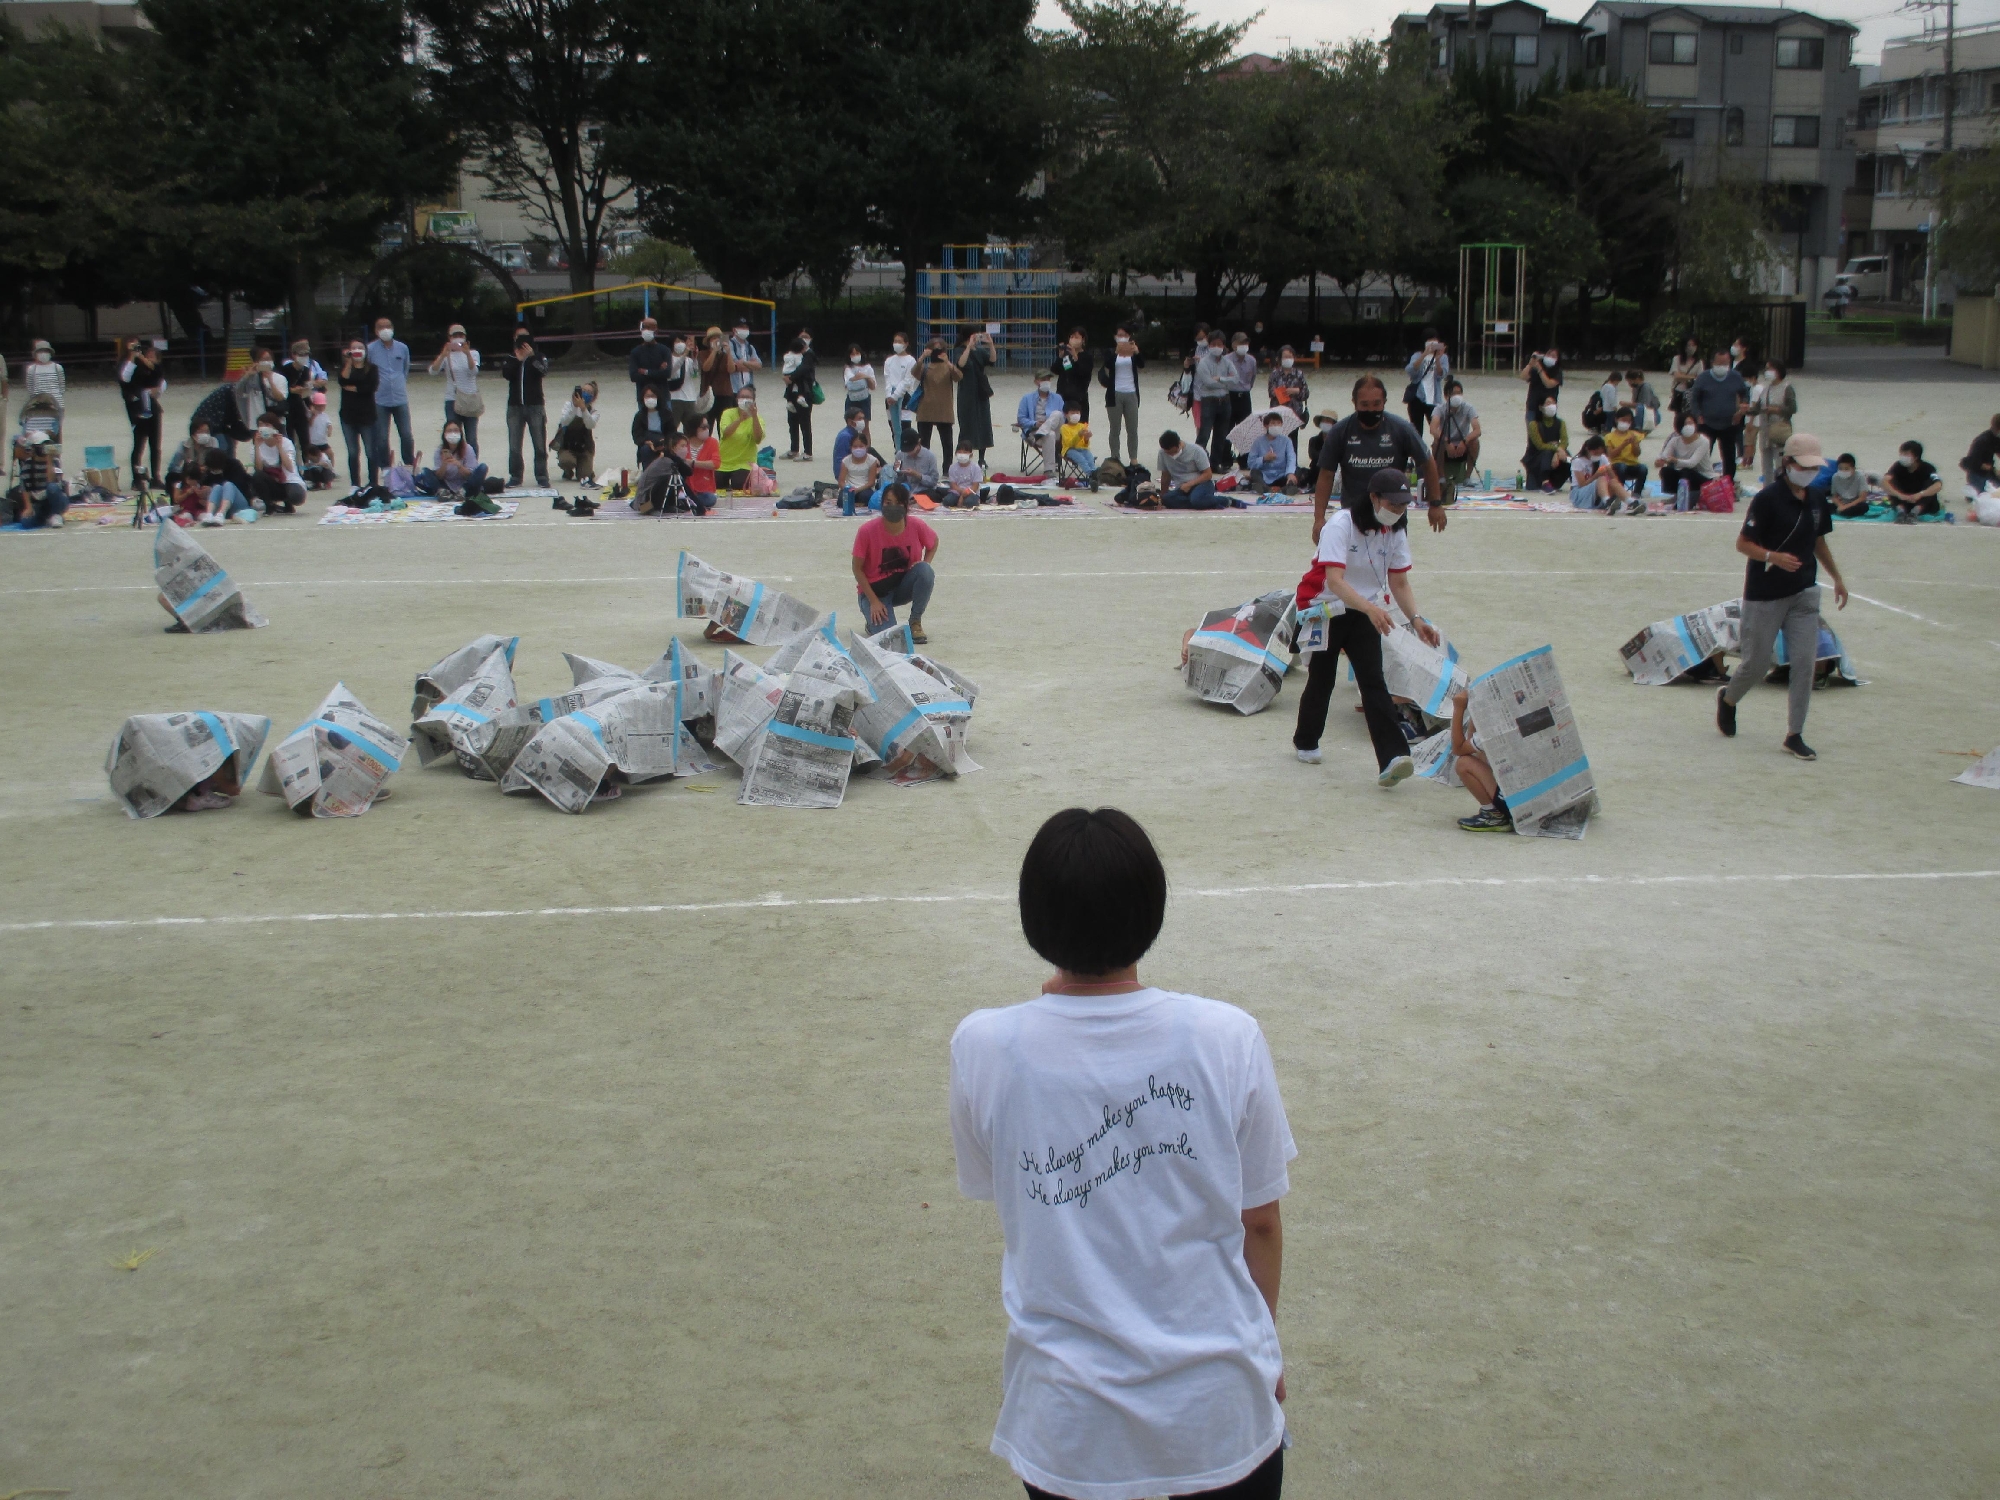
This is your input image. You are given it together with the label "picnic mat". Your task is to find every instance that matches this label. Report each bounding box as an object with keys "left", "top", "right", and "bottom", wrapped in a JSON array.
[
  {"left": 319, "top": 497, "right": 524, "bottom": 525},
  {"left": 1835, "top": 501, "right": 1958, "bottom": 524}
]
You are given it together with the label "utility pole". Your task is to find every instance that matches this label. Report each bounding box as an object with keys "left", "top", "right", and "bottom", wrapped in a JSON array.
[{"left": 1943, "top": 0, "right": 1955, "bottom": 152}]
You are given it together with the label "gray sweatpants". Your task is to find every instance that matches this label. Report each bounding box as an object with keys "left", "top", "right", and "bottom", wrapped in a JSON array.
[
  {"left": 1726, "top": 586, "right": 1819, "bottom": 735},
  {"left": 1104, "top": 390, "right": 1142, "bottom": 464}
]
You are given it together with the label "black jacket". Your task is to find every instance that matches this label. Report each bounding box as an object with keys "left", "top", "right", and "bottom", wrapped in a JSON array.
[
  {"left": 628, "top": 340, "right": 672, "bottom": 394},
  {"left": 498, "top": 348, "right": 550, "bottom": 408},
  {"left": 1096, "top": 348, "right": 1145, "bottom": 393},
  {"left": 1055, "top": 347, "right": 1094, "bottom": 401},
  {"left": 336, "top": 361, "right": 379, "bottom": 426}
]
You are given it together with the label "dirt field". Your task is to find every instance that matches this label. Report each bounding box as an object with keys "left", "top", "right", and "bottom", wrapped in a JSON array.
[{"left": 3, "top": 359, "right": 1998, "bottom": 1499}]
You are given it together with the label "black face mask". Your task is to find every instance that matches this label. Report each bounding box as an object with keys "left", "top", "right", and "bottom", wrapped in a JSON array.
[{"left": 1356, "top": 408, "right": 1385, "bottom": 427}]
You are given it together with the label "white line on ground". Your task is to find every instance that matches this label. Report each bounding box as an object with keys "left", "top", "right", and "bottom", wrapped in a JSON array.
[
  {"left": 1850, "top": 592, "right": 1955, "bottom": 627},
  {"left": 3, "top": 868, "right": 1992, "bottom": 936}
]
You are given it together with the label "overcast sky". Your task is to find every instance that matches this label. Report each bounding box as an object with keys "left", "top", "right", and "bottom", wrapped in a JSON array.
[{"left": 1035, "top": 0, "right": 2000, "bottom": 67}]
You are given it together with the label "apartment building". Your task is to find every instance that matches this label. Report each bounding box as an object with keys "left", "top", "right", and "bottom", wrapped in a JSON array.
[
  {"left": 1851, "top": 21, "right": 2000, "bottom": 303},
  {"left": 1401, "top": 1, "right": 1861, "bottom": 302}
]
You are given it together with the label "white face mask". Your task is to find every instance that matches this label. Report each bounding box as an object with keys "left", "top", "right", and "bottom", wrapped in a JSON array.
[
  {"left": 1785, "top": 464, "right": 1819, "bottom": 486},
  {"left": 1541, "top": 405, "right": 1557, "bottom": 418},
  {"left": 1616, "top": 420, "right": 1631, "bottom": 431},
  {"left": 641, "top": 329, "right": 655, "bottom": 342},
  {"left": 1447, "top": 395, "right": 1464, "bottom": 408},
  {"left": 378, "top": 328, "right": 394, "bottom": 342},
  {"left": 644, "top": 397, "right": 658, "bottom": 409},
  {"left": 1281, "top": 356, "right": 1294, "bottom": 369},
  {"left": 1318, "top": 421, "right": 1335, "bottom": 434},
  {"left": 1373, "top": 506, "right": 1402, "bottom": 528},
  {"left": 34, "top": 350, "right": 50, "bottom": 362},
  {"left": 733, "top": 330, "right": 747, "bottom": 342},
  {"left": 955, "top": 452, "right": 971, "bottom": 465},
  {"left": 1234, "top": 342, "right": 1248, "bottom": 353},
  {"left": 893, "top": 341, "right": 907, "bottom": 353},
  {"left": 1765, "top": 371, "right": 1778, "bottom": 383},
  {"left": 849, "top": 355, "right": 862, "bottom": 365},
  {"left": 1265, "top": 427, "right": 1282, "bottom": 440},
  {"left": 443, "top": 430, "right": 461, "bottom": 445},
  {"left": 1682, "top": 423, "right": 1697, "bottom": 439},
  {"left": 851, "top": 422, "right": 865, "bottom": 433},
  {"left": 1713, "top": 362, "right": 1730, "bottom": 374},
  {"left": 1037, "top": 381, "right": 1051, "bottom": 393},
  {"left": 672, "top": 341, "right": 686, "bottom": 355}
]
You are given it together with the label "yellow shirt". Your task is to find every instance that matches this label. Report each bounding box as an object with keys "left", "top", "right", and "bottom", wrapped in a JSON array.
[
  {"left": 1603, "top": 428, "right": 1642, "bottom": 465},
  {"left": 1059, "top": 420, "right": 1090, "bottom": 457}
]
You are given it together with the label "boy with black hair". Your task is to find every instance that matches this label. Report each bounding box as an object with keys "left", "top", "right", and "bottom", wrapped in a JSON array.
[{"left": 951, "top": 807, "right": 1295, "bottom": 1500}]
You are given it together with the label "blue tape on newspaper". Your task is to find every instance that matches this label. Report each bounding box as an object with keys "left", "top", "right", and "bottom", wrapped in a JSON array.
[
  {"left": 430, "top": 702, "right": 489, "bottom": 724},
  {"left": 296, "top": 718, "right": 402, "bottom": 772},
  {"left": 192, "top": 712, "right": 235, "bottom": 759},
  {"left": 874, "top": 700, "right": 973, "bottom": 758},
  {"left": 1419, "top": 642, "right": 1460, "bottom": 716},
  {"left": 739, "top": 582, "right": 765, "bottom": 640},
  {"left": 174, "top": 570, "right": 228, "bottom": 614},
  {"left": 767, "top": 721, "right": 856, "bottom": 753},
  {"left": 568, "top": 711, "right": 605, "bottom": 747},
  {"left": 1193, "top": 626, "right": 1290, "bottom": 677},
  {"left": 674, "top": 551, "right": 692, "bottom": 617},
  {"left": 1508, "top": 754, "right": 1589, "bottom": 808},
  {"left": 1671, "top": 615, "right": 1700, "bottom": 667},
  {"left": 1471, "top": 643, "right": 1553, "bottom": 686}
]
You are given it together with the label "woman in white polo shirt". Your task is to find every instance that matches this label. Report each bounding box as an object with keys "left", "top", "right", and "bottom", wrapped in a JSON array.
[
  {"left": 1291, "top": 466, "right": 1442, "bottom": 787},
  {"left": 952, "top": 807, "right": 1295, "bottom": 1500}
]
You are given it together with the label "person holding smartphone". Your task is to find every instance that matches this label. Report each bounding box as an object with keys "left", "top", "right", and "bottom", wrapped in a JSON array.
[{"left": 429, "top": 324, "right": 483, "bottom": 453}]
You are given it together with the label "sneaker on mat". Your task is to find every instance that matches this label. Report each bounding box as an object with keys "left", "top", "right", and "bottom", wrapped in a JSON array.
[
  {"left": 1294, "top": 746, "right": 1322, "bottom": 764},
  {"left": 1457, "top": 805, "right": 1514, "bottom": 832},
  {"left": 1783, "top": 733, "right": 1817, "bottom": 761},
  {"left": 1378, "top": 755, "right": 1414, "bottom": 788},
  {"left": 1716, "top": 688, "right": 1737, "bottom": 737}
]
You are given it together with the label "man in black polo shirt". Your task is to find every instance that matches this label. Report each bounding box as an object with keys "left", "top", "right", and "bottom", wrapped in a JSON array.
[
  {"left": 1312, "top": 373, "right": 1447, "bottom": 542},
  {"left": 1717, "top": 432, "right": 1849, "bottom": 761}
]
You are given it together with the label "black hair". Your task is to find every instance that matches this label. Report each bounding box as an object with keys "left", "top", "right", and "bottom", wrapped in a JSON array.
[
  {"left": 1345, "top": 489, "right": 1408, "bottom": 535},
  {"left": 1421, "top": 326, "right": 1439, "bottom": 341},
  {"left": 1018, "top": 808, "right": 1166, "bottom": 975},
  {"left": 1837, "top": 452, "right": 1856, "bottom": 465},
  {"left": 1351, "top": 373, "right": 1387, "bottom": 400},
  {"left": 1581, "top": 434, "right": 1606, "bottom": 453},
  {"left": 1159, "top": 430, "right": 1180, "bottom": 449},
  {"left": 1444, "top": 379, "right": 1463, "bottom": 394},
  {"left": 1900, "top": 439, "right": 1924, "bottom": 459},
  {"left": 881, "top": 481, "right": 910, "bottom": 507},
  {"left": 788, "top": 337, "right": 805, "bottom": 354},
  {"left": 901, "top": 426, "right": 920, "bottom": 449},
  {"left": 1766, "top": 358, "right": 1788, "bottom": 379},
  {"left": 1625, "top": 368, "right": 1644, "bottom": 381}
]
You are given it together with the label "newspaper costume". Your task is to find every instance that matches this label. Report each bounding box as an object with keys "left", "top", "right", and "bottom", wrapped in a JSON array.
[
  {"left": 411, "top": 644, "right": 529, "bottom": 779},
  {"left": 106, "top": 710, "right": 271, "bottom": 820},
  {"left": 500, "top": 681, "right": 707, "bottom": 813},
  {"left": 1183, "top": 591, "right": 1298, "bottom": 716},
  {"left": 258, "top": 683, "right": 408, "bottom": 817},
  {"left": 674, "top": 551, "right": 820, "bottom": 646},
  {"left": 153, "top": 523, "right": 267, "bottom": 632},
  {"left": 711, "top": 633, "right": 871, "bottom": 808},
  {"left": 849, "top": 630, "right": 980, "bottom": 784},
  {"left": 1618, "top": 601, "right": 1742, "bottom": 686},
  {"left": 413, "top": 634, "right": 519, "bottom": 717},
  {"left": 1464, "top": 645, "right": 1598, "bottom": 839},
  {"left": 1379, "top": 619, "right": 1470, "bottom": 721},
  {"left": 1954, "top": 746, "right": 2000, "bottom": 790}
]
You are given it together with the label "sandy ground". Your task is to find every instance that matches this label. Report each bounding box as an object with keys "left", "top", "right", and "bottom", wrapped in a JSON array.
[{"left": 3, "top": 357, "right": 1999, "bottom": 1499}]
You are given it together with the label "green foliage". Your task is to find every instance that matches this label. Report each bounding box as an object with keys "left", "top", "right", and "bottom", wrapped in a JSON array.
[
  {"left": 1672, "top": 180, "right": 1783, "bottom": 303},
  {"left": 1937, "top": 145, "right": 2000, "bottom": 291},
  {"left": 609, "top": 238, "right": 702, "bottom": 286}
]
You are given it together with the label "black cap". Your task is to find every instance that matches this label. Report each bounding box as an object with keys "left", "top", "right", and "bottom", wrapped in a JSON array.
[{"left": 1368, "top": 468, "right": 1414, "bottom": 502}]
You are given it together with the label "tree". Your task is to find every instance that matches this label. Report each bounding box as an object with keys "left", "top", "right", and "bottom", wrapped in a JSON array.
[
  {"left": 413, "top": 0, "right": 630, "bottom": 339},
  {"left": 1670, "top": 179, "right": 1781, "bottom": 303},
  {"left": 1938, "top": 144, "right": 2000, "bottom": 292}
]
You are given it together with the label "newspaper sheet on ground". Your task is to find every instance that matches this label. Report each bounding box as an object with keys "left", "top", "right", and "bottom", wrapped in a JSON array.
[
  {"left": 106, "top": 711, "right": 272, "bottom": 819},
  {"left": 413, "top": 634, "right": 519, "bottom": 716},
  {"left": 500, "top": 681, "right": 710, "bottom": 813},
  {"left": 153, "top": 523, "right": 267, "bottom": 632},
  {"left": 411, "top": 645, "right": 523, "bottom": 776},
  {"left": 1953, "top": 746, "right": 2000, "bottom": 789},
  {"left": 713, "top": 651, "right": 786, "bottom": 765},
  {"left": 674, "top": 551, "right": 821, "bottom": 645},
  {"left": 258, "top": 683, "right": 408, "bottom": 817},
  {"left": 1465, "top": 645, "right": 1598, "bottom": 839},
  {"left": 1183, "top": 591, "right": 1298, "bottom": 716},
  {"left": 739, "top": 676, "right": 863, "bottom": 808},
  {"left": 1380, "top": 621, "right": 1471, "bottom": 719},
  {"left": 1619, "top": 601, "right": 1741, "bottom": 686},
  {"left": 849, "top": 631, "right": 980, "bottom": 785}
]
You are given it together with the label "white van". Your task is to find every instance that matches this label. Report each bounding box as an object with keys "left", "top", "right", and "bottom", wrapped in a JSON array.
[{"left": 1836, "top": 255, "right": 1889, "bottom": 300}]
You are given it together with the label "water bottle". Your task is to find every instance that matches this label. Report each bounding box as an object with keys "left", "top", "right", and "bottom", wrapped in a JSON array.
[
  {"left": 1513, "top": 468, "right": 1524, "bottom": 491},
  {"left": 1676, "top": 478, "right": 1690, "bottom": 511},
  {"left": 1482, "top": 468, "right": 1492, "bottom": 490}
]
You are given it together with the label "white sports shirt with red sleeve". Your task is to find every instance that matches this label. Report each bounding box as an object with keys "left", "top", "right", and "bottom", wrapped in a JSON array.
[{"left": 1293, "top": 507, "right": 1411, "bottom": 615}]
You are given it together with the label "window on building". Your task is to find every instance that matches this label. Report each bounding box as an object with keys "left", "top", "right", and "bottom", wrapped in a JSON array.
[
  {"left": 1729, "top": 33, "right": 1744, "bottom": 55},
  {"left": 1511, "top": 33, "right": 1539, "bottom": 67},
  {"left": 1775, "top": 37, "right": 1825, "bottom": 70},
  {"left": 1663, "top": 114, "right": 1697, "bottom": 139},
  {"left": 1991, "top": 80, "right": 2000, "bottom": 112},
  {"left": 1435, "top": 33, "right": 1450, "bottom": 67},
  {"left": 1584, "top": 33, "right": 1605, "bottom": 68},
  {"left": 1725, "top": 107, "right": 1744, "bottom": 145},
  {"left": 1649, "top": 31, "right": 1697, "bottom": 65},
  {"left": 1772, "top": 114, "right": 1821, "bottom": 147}
]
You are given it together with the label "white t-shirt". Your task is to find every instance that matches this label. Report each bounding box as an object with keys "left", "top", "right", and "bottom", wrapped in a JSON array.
[
  {"left": 1310, "top": 507, "right": 1411, "bottom": 614},
  {"left": 882, "top": 351, "right": 917, "bottom": 400},
  {"left": 1571, "top": 453, "right": 1608, "bottom": 488},
  {"left": 951, "top": 986, "right": 1296, "bottom": 1500},
  {"left": 1113, "top": 354, "right": 1137, "bottom": 394}
]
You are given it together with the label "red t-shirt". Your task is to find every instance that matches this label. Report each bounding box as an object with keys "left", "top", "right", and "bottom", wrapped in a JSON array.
[
  {"left": 853, "top": 515, "right": 938, "bottom": 586},
  {"left": 686, "top": 437, "right": 719, "bottom": 494}
]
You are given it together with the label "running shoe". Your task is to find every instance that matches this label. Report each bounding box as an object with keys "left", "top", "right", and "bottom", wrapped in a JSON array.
[
  {"left": 1295, "top": 747, "right": 1322, "bottom": 764},
  {"left": 1716, "top": 688, "right": 1736, "bottom": 737},
  {"left": 1378, "top": 755, "right": 1415, "bottom": 788},
  {"left": 1457, "top": 805, "right": 1514, "bottom": 832},
  {"left": 1783, "top": 734, "right": 1817, "bottom": 761}
]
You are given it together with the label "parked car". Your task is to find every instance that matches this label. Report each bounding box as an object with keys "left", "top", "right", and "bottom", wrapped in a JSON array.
[
  {"left": 491, "top": 241, "right": 528, "bottom": 270},
  {"left": 1836, "top": 255, "right": 1889, "bottom": 302}
]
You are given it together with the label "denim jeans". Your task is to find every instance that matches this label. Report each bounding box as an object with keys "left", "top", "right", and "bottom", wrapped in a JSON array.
[
  {"left": 20, "top": 481, "right": 67, "bottom": 526},
  {"left": 443, "top": 399, "right": 480, "bottom": 456},
  {"left": 506, "top": 403, "right": 548, "bottom": 485},
  {"left": 1197, "top": 396, "right": 1233, "bottom": 470},
  {"left": 416, "top": 462, "right": 490, "bottom": 495},
  {"left": 341, "top": 418, "right": 378, "bottom": 488},
  {"left": 372, "top": 402, "right": 414, "bottom": 467},
  {"left": 1162, "top": 480, "right": 1220, "bottom": 509},
  {"left": 857, "top": 560, "right": 934, "bottom": 625},
  {"left": 208, "top": 480, "right": 254, "bottom": 517}
]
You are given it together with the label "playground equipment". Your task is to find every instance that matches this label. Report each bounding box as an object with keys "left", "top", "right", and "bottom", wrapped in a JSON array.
[
  {"left": 515, "top": 281, "right": 777, "bottom": 366},
  {"left": 915, "top": 244, "right": 1059, "bottom": 370},
  {"left": 1458, "top": 243, "right": 1526, "bottom": 374}
]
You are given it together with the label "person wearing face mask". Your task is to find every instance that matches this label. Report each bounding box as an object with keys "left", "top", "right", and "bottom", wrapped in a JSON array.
[
  {"left": 727, "top": 318, "right": 762, "bottom": 395},
  {"left": 1016, "top": 373, "right": 1061, "bottom": 473},
  {"left": 629, "top": 316, "right": 672, "bottom": 402},
  {"left": 1304, "top": 408, "right": 1341, "bottom": 479},
  {"left": 881, "top": 333, "right": 916, "bottom": 451},
  {"left": 633, "top": 386, "right": 671, "bottom": 468},
  {"left": 1054, "top": 328, "right": 1094, "bottom": 422},
  {"left": 1827, "top": 452, "right": 1872, "bottom": 519},
  {"left": 1520, "top": 345, "right": 1562, "bottom": 421},
  {"left": 832, "top": 410, "right": 875, "bottom": 482},
  {"left": 1222, "top": 333, "right": 1258, "bottom": 456},
  {"left": 336, "top": 341, "right": 380, "bottom": 490},
  {"left": 1718, "top": 433, "right": 1848, "bottom": 760},
  {"left": 683, "top": 415, "right": 719, "bottom": 511},
  {"left": 842, "top": 343, "right": 877, "bottom": 423},
  {"left": 1688, "top": 349, "right": 1750, "bottom": 481},
  {"left": 1403, "top": 330, "right": 1449, "bottom": 430},
  {"left": 234, "top": 347, "right": 289, "bottom": 438},
  {"left": 553, "top": 383, "right": 599, "bottom": 482},
  {"left": 23, "top": 338, "right": 65, "bottom": 410},
  {"left": 1312, "top": 374, "right": 1446, "bottom": 541},
  {"left": 280, "top": 340, "right": 324, "bottom": 455},
  {"left": 1522, "top": 400, "right": 1570, "bottom": 492},
  {"left": 1243, "top": 414, "right": 1297, "bottom": 496},
  {"left": 667, "top": 332, "right": 704, "bottom": 436},
  {"left": 1653, "top": 419, "right": 1715, "bottom": 507},
  {"left": 1750, "top": 359, "right": 1797, "bottom": 483},
  {"left": 957, "top": 328, "right": 997, "bottom": 466},
  {"left": 894, "top": 424, "right": 944, "bottom": 500},
  {"left": 428, "top": 324, "right": 484, "bottom": 454},
  {"left": 246, "top": 413, "right": 307, "bottom": 515},
  {"left": 945, "top": 444, "right": 985, "bottom": 506},
  {"left": 1882, "top": 440, "right": 1942, "bottom": 522},
  {"left": 417, "top": 418, "right": 496, "bottom": 507},
  {"left": 715, "top": 383, "right": 764, "bottom": 489},
  {"left": 1292, "top": 468, "right": 1443, "bottom": 783},
  {"left": 1266, "top": 344, "right": 1309, "bottom": 421},
  {"left": 782, "top": 338, "right": 816, "bottom": 462},
  {"left": 1429, "top": 383, "right": 1480, "bottom": 505},
  {"left": 1620, "top": 369, "right": 1662, "bottom": 433},
  {"left": 119, "top": 338, "right": 168, "bottom": 491},
  {"left": 851, "top": 484, "right": 939, "bottom": 641},
  {"left": 366, "top": 318, "right": 415, "bottom": 469},
  {"left": 1602, "top": 407, "right": 1645, "bottom": 497},
  {"left": 498, "top": 329, "right": 550, "bottom": 488},
  {"left": 1097, "top": 325, "right": 1145, "bottom": 465},
  {"left": 1193, "top": 333, "right": 1235, "bottom": 472},
  {"left": 698, "top": 326, "right": 735, "bottom": 419},
  {"left": 915, "top": 338, "right": 962, "bottom": 456}
]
